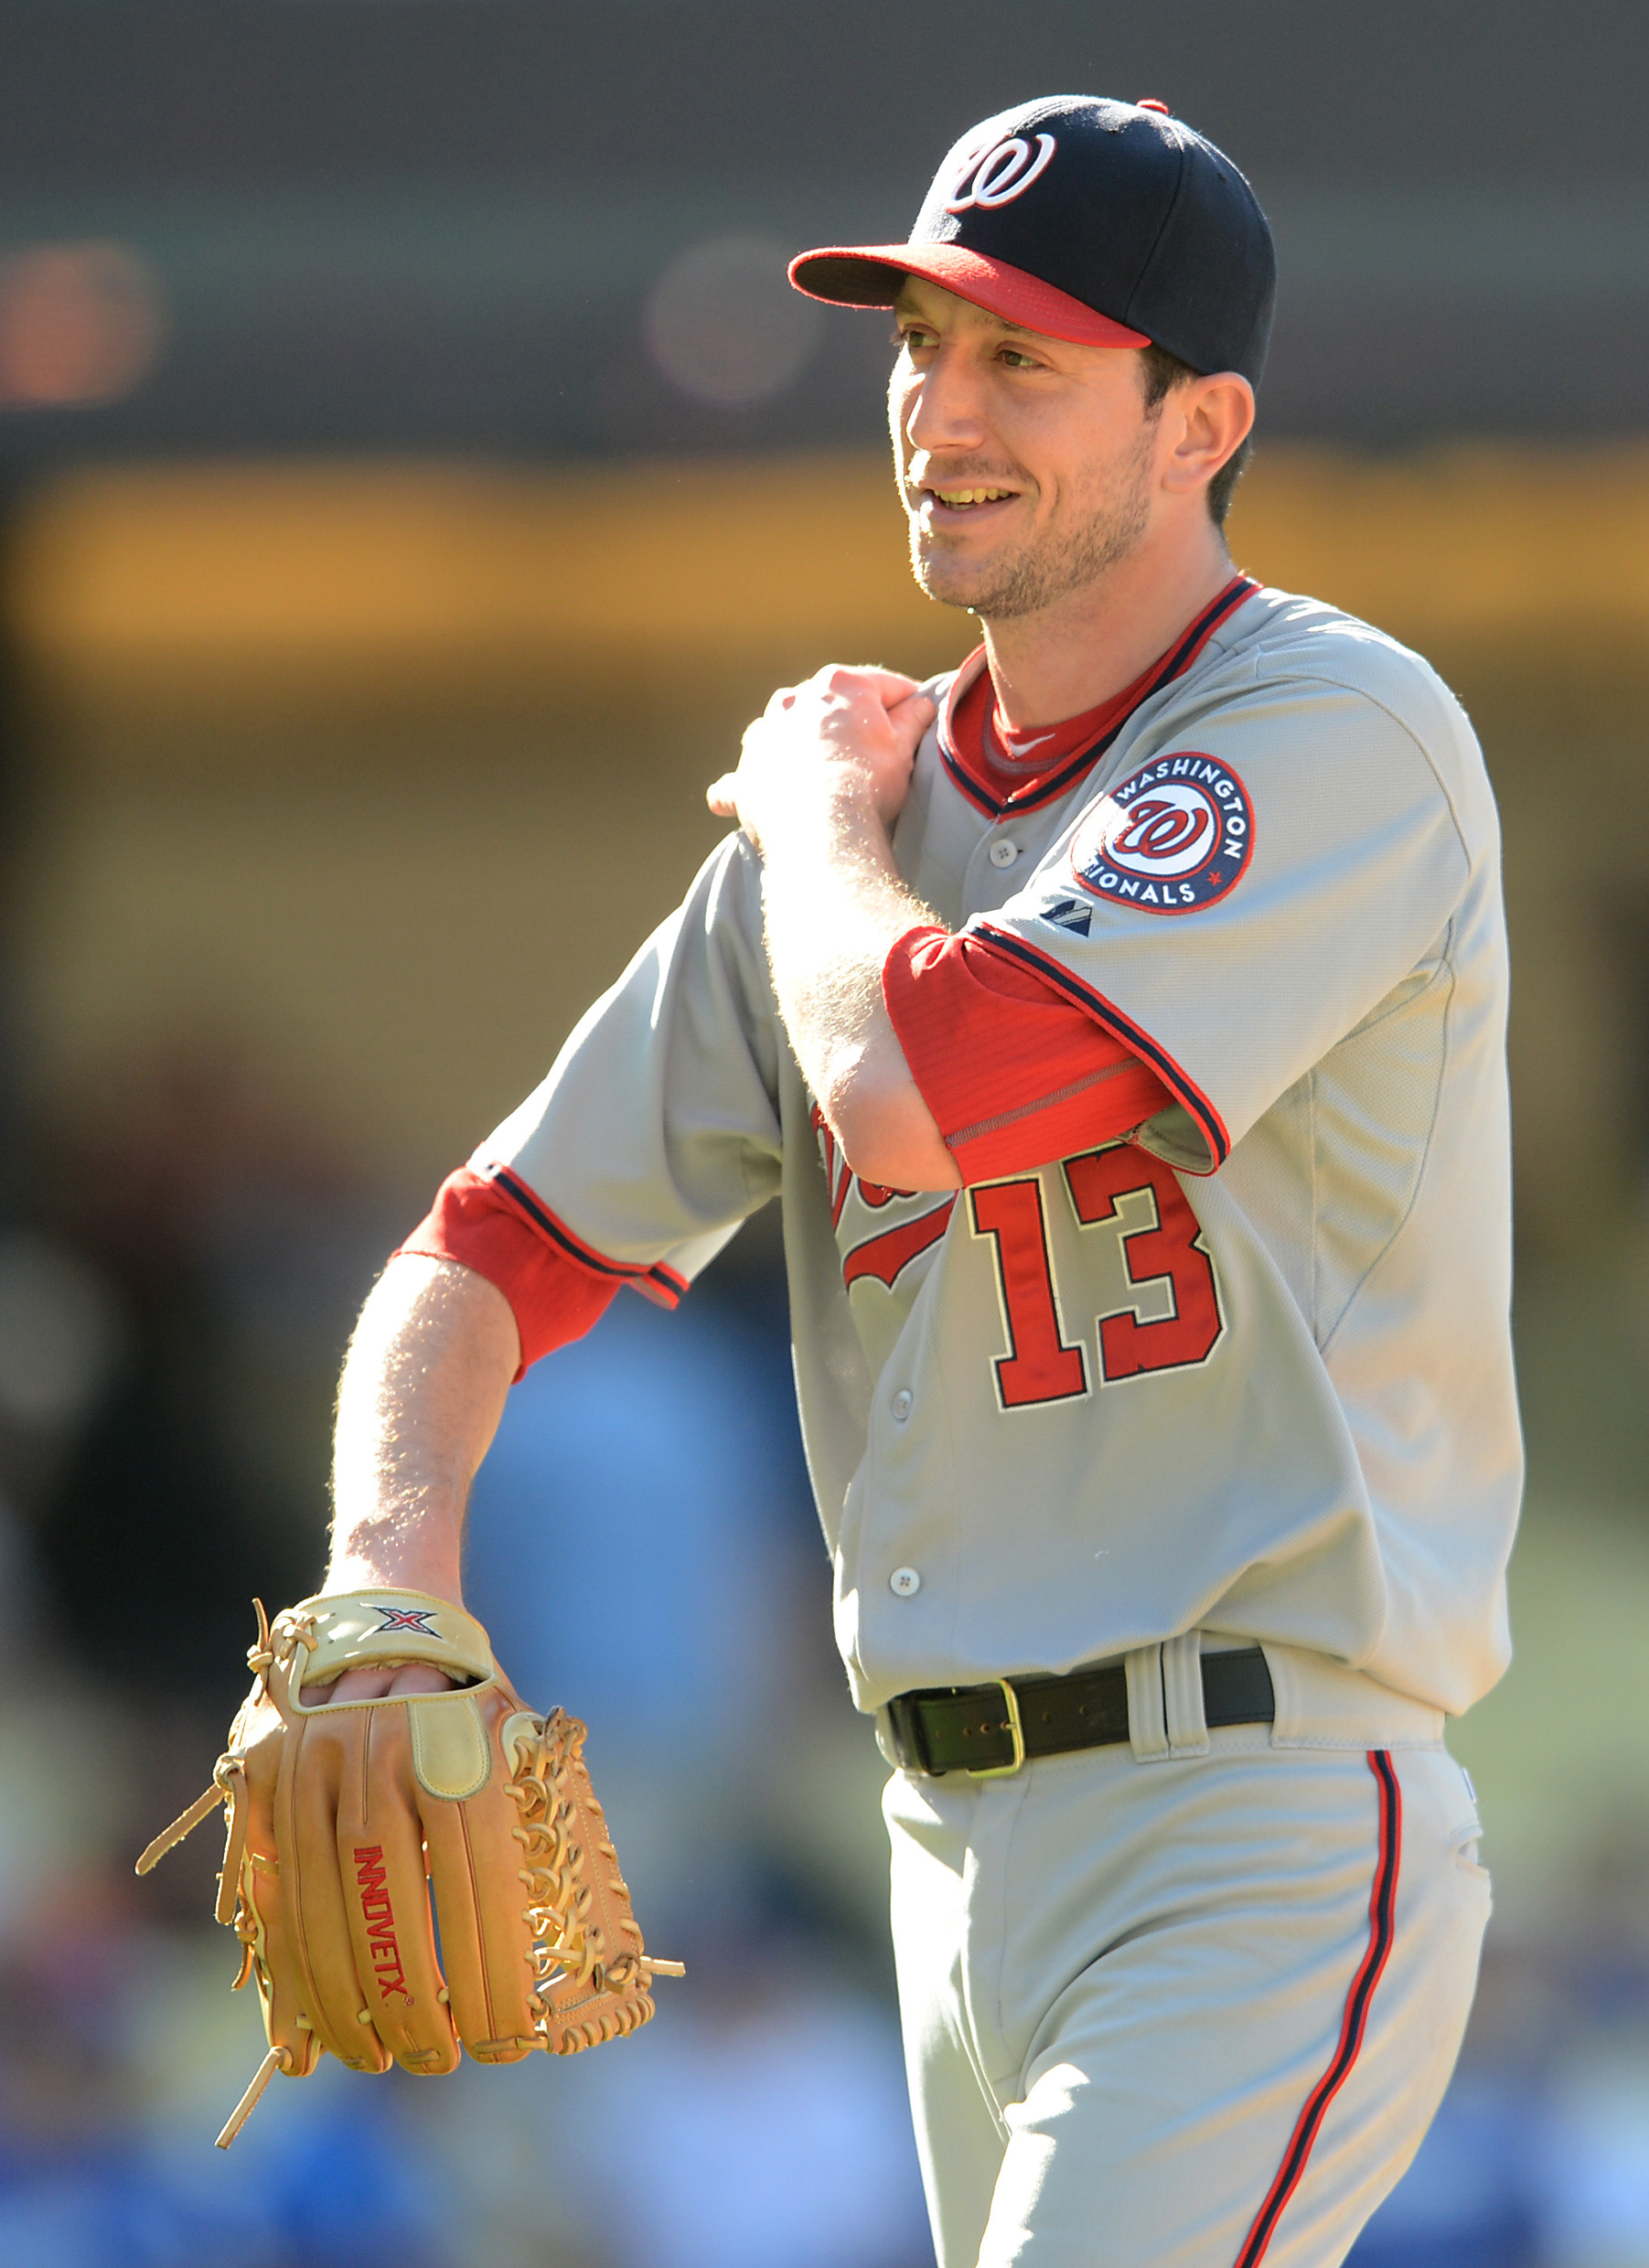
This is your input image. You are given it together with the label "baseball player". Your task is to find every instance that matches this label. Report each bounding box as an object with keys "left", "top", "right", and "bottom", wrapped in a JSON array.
[{"left": 251, "top": 97, "right": 1515, "bottom": 2266}]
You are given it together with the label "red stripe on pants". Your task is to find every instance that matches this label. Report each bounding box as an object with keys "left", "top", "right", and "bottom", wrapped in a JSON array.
[{"left": 1233, "top": 1749, "right": 1403, "bottom": 2268}]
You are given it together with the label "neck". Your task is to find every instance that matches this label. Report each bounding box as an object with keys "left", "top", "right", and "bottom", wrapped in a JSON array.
[{"left": 982, "top": 514, "right": 1236, "bottom": 730}]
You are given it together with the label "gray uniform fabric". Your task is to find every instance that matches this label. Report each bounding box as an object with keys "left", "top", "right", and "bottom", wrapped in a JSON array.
[
  {"left": 482, "top": 584, "right": 1519, "bottom": 1723},
  {"left": 889, "top": 1734, "right": 1490, "bottom": 2268}
]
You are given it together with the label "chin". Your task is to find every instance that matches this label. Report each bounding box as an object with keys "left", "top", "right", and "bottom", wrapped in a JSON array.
[{"left": 912, "top": 541, "right": 996, "bottom": 614}]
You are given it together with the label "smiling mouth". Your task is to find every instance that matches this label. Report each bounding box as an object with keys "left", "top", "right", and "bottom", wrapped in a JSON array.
[{"left": 924, "top": 486, "right": 1017, "bottom": 509}]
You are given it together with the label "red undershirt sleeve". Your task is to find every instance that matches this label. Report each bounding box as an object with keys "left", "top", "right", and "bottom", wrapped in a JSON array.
[
  {"left": 394, "top": 1165, "right": 627, "bottom": 1380},
  {"left": 883, "top": 925, "right": 1174, "bottom": 1183}
]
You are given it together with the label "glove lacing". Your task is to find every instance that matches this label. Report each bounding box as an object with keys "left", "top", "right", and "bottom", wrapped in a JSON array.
[{"left": 503, "top": 1709, "right": 677, "bottom": 2053}]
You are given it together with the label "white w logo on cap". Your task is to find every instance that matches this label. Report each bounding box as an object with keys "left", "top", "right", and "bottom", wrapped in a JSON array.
[{"left": 945, "top": 134, "right": 1057, "bottom": 214}]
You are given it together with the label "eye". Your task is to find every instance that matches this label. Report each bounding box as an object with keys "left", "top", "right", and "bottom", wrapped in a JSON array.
[
  {"left": 895, "top": 323, "right": 937, "bottom": 354},
  {"left": 997, "top": 344, "right": 1043, "bottom": 370}
]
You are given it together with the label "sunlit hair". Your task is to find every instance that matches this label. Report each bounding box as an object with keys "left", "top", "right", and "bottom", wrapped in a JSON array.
[{"left": 1138, "top": 342, "right": 1251, "bottom": 530}]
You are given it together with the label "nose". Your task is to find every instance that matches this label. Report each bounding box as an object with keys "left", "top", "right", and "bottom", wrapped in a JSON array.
[{"left": 895, "top": 338, "right": 991, "bottom": 460}]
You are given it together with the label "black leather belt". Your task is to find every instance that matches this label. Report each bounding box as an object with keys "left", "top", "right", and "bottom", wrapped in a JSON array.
[{"left": 885, "top": 1647, "right": 1275, "bottom": 1778}]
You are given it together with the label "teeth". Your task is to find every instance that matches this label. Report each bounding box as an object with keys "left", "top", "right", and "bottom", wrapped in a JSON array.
[{"left": 932, "top": 487, "right": 1012, "bottom": 506}]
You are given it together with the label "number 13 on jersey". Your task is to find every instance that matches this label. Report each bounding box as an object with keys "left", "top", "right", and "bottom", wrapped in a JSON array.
[{"left": 969, "top": 1145, "right": 1225, "bottom": 1412}]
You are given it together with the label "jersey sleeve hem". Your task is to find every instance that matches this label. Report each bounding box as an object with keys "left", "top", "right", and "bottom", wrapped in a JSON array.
[
  {"left": 966, "top": 922, "right": 1232, "bottom": 1172},
  {"left": 395, "top": 1164, "right": 687, "bottom": 1382},
  {"left": 882, "top": 922, "right": 1178, "bottom": 1182},
  {"left": 476, "top": 1161, "right": 690, "bottom": 1307}
]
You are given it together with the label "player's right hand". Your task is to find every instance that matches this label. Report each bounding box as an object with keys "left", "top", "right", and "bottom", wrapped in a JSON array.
[{"left": 707, "top": 662, "right": 936, "bottom": 844}]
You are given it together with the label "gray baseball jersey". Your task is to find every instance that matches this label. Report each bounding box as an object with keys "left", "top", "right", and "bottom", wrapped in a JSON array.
[{"left": 482, "top": 583, "right": 1518, "bottom": 1721}]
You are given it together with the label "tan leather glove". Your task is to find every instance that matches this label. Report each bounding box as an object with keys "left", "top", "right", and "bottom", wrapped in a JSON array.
[{"left": 137, "top": 1589, "right": 681, "bottom": 2146}]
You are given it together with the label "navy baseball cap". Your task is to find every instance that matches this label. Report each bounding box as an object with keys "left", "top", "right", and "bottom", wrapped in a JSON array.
[{"left": 789, "top": 95, "right": 1276, "bottom": 388}]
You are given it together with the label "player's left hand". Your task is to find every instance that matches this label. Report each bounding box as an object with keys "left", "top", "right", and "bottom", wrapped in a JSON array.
[{"left": 708, "top": 664, "right": 936, "bottom": 850}]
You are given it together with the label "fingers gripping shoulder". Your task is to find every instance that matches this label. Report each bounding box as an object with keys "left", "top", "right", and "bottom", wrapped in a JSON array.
[{"left": 135, "top": 1590, "right": 682, "bottom": 2147}]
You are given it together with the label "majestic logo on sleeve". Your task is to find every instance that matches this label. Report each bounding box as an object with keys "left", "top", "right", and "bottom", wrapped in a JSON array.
[{"left": 1069, "top": 752, "right": 1254, "bottom": 914}]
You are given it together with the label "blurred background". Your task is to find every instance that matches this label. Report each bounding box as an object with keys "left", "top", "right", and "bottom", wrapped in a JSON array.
[{"left": 0, "top": 4, "right": 1644, "bottom": 2263}]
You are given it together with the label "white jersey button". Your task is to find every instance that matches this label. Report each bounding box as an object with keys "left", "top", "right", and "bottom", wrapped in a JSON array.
[
  {"left": 988, "top": 839, "right": 1020, "bottom": 869},
  {"left": 892, "top": 1389, "right": 914, "bottom": 1421},
  {"left": 889, "top": 1566, "right": 921, "bottom": 1598}
]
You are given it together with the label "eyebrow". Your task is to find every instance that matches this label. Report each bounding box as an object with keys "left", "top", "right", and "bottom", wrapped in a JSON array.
[{"left": 894, "top": 295, "right": 1037, "bottom": 339}]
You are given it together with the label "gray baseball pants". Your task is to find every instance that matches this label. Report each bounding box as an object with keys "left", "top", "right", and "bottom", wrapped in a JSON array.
[{"left": 884, "top": 1649, "right": 1490, "bottom": 2268}]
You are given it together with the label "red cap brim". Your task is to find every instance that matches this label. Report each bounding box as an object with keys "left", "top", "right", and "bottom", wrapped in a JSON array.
[{"left": 787, "top": 242, "right": 1150, "bottom": 351}]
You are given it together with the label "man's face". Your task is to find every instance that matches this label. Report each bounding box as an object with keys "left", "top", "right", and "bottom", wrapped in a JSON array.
[{"left": 888, "top": 277, "right": 1162, "bottom": 620}]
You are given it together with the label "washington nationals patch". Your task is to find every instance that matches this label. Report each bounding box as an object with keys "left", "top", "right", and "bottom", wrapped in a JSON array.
[{"left": 1070, "top": 753, "right": 1255, "bottom": 914}]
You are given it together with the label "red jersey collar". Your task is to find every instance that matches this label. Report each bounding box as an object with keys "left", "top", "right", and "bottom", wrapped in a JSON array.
[{"left": 937, "top": 573, "right": 1258, "bottom": 819}]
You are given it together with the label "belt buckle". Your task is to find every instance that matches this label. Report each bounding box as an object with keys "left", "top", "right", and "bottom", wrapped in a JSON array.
[{"left": 967, "top": 1679, "right": 1027, "bottom": 1780}]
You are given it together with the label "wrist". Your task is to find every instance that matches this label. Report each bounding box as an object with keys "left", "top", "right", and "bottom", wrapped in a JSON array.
[
  {"left": 752, "top": 761, "right": 883, "bottom": 863},
  {"left": 324, "top": 1513, "right": 465, "bottom": 1608},
  {"left": 322, "top": 1563, "right": 464, "bottom": 1607}
]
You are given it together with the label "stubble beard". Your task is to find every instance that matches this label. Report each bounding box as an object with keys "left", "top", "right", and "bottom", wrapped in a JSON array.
[{"left": 907, "top": 423, "right": 1157, "bottom": 621}]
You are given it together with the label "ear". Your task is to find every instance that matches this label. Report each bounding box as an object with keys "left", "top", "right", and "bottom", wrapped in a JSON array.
[{"left": 1159, "top": 374, "right": 1256, "bottom": 498}]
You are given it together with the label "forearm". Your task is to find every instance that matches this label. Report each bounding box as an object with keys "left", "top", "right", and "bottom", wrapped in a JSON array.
[
  {"left": 327, "top": 1252, "right": 520, "bottom": 1603},
  {"left": 758, "top": 775, "right": 958, "bottom": 1190}
]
